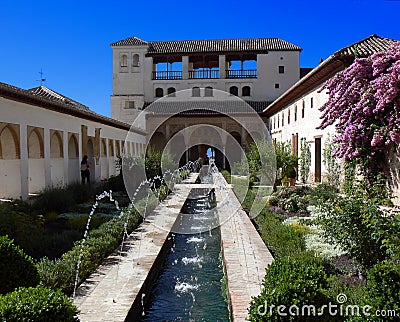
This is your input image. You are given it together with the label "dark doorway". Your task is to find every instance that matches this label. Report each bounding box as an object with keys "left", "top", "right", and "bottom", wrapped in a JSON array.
[{"left": 315, "top": 138, "right": 321, "bottom": 182}]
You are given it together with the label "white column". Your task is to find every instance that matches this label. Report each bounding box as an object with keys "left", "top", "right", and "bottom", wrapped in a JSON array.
[
  {"left": 20, "top": 124, "right": 29, "bottom": 200},
  {"left": 63, "top": 131, "right": 69, "bottom": 186},
  {"left": 182, "top": 56, "right": 189, "bottom": 80},
  {"left": 105, "top": 138, "right": 110, "bottom": 179},
  {"left": 44, "top": 128, "right": 51, "bottom": 188},
  {"left": 219, "top": 55, "right": 226, "bottom": 79}
]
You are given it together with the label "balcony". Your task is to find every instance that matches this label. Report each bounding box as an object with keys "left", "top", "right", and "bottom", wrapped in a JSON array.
[
  {"left": 226, "top": 69, "right": 257, "bottom": 78},
  {"left": 189, "top": 70, "right": 220, "bottom": 79},
  {"left": 152, "top": 71, "right": 182, "bottom": 80}
]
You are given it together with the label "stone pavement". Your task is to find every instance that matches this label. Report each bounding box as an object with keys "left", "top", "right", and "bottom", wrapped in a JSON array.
[
  {"left": 73, "top": 173, "right": 199, "bottom": 322},
  {"left": 215, "top": 173, "right": 274, "bottom": 321}
]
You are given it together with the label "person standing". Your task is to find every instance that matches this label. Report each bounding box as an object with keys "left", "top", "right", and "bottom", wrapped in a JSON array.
[{"left": 80, "top": 155, "right": 90, "bottom": 185}]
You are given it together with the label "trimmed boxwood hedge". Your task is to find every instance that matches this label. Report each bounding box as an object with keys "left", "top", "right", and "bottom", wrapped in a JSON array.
[
  {"left": 0, "top": 286, "right": 78, "bottom": 321},
  {"left": 0, "top": 235, "right": 39, "bottom": 294}
]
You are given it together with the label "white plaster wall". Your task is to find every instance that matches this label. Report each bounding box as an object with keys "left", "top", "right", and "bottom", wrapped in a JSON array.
[
  {"left": 0, "top": 160, "right": 21, "bottom": 199},
  {"left": 0, "top": 96, "right": 146, "bottom": 200},
  {"left": 270, "top": 85, "right": 336, "bottom": 182},
  {"left": 68, "top": 159, "right": 80, "bottom": 184},
  {"left": 51, "top": 159, "right": 64, "bottom": 187},
  {"left": 28, "top": 159, "right": 45, "bottom": 193}
]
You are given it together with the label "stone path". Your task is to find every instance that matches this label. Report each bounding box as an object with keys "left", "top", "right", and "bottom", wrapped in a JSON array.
[
  {"left": 215, "top": 173, "right": 274, "bottom": 321},
  {"left": 73, "top": 173, "right": 199, "bottom": 322}
]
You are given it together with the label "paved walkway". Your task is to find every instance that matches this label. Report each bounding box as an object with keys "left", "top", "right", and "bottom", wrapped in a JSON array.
[
  {"left": 215, "top": 173, "right": 274, "bottom": 321},
  {"left": 73, "top": 173, "right": 199, "bottom": 322}
]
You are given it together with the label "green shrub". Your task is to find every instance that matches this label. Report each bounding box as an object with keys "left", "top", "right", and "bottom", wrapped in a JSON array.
[
  {"left": 268, "top": 186, "right": 313, "bottom": 214},
  {"left": 0, "top": 286, "right": 78, "bottom": 321},
  {"left": 0, "top": 235, "right": 39, "bottom": 294},
  {"left": 362, "top": 260, "right": 400, "bottom": 321},
  {"left": 253, "top": 208, "right": 306, "bottom": 259},
  {"left": 309, "top": 183, "right": 339, "bottom": 207},
  {"left": 249, "top": 256, "right": 332, "bottom": 321},
  {"left": 38, "top": 206, "right": 142, "bottom": 294},
  {"left": 317, "top": 193, "right": 398, "bottom": 269},
  {"left": 221, "top": 169, "right": 231, "bottom": 183}
]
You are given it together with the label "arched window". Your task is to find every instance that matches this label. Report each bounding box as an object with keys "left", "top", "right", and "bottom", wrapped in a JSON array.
[
  {"left": 192, "top": 87, "right": 200, "bottom": 97},
  {"left": 229, "top": 86, "right": 238, "bottom": 96},
  {"left": 167, "top": 87, "right": 176, "bottom": 97},
  {"left": 155, "top": 88, "right": 164, "bottom": 98},
  {"left": 132, "top": 54, "right": 139, "bottom": 67},
  {"left": 120, "top": 54, "right": 128, "bottom": 67},
  {"left": 205, "top": 86, "right": 213, "bottom": 97},
  {"left": 242, "top": 86, "right": 251, "bottom": 97}
]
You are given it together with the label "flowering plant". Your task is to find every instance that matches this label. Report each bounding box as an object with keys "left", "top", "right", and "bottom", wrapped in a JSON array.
[{"left": 318, "top": 42, "right": 400, "bottom": 177}]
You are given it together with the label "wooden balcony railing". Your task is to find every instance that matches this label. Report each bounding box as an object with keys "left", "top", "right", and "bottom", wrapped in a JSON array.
[
  {"left": 189, "top": 70, "right": 220, "bottom": 79},
  {"left": 152, "top": 71, "right": 182, "bottom": 80},
  {"left": 226, "top": 69, "right": 257, "bottom": 78}
]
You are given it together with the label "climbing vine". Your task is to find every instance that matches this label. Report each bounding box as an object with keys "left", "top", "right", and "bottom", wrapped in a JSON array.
[{"left": 299, "top": 138, "right": 311, "bottom": 184}]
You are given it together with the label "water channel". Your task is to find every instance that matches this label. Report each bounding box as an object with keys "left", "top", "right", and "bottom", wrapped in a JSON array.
[{"left": 139, "top": 171, "right": 230, "bottom": 321}]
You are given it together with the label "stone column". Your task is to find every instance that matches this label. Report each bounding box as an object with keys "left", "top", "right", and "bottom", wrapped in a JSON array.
[
  {"left": 19, "top": 124, "right": 29, "bottom": 200},
  {"left": 182, "top": 56, "right": 189, "bottom": 80},
  {"left": 219, "top": 55, "right": 226, "bottom": 79}
]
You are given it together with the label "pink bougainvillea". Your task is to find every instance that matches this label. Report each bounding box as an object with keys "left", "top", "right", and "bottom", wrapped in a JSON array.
[{"left": 318, "top": 41, "right": 400, "bottom": 174}]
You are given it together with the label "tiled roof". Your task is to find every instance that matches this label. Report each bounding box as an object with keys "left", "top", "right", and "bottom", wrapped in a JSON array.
[
  {"left": 28, "top": 86, "right": 89, "bottom": 111},
  {"left": 110, "top": 36, "right": 148, "bottom": 46},
  {"left": 111, "top": 37, "right": 301, "bottom": 53},
  {"left": 143, "top": 100, "right": 271, "bottom": 115},
  {"left": 333, "top": 34, "right": 396, "bottom": 58},
  {"left": 0, "top": 82, "right": 146, "bottom": 135},
  {"left": 262, "top": 34, "right": 398, "bottom": 116}
]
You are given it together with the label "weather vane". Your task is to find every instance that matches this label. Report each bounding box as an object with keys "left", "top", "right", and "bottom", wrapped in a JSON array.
[{"left": 37, "top": 68, "right": 46, "bottom": 85}]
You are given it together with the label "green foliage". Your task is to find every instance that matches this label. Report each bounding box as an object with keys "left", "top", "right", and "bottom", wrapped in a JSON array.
[
  {"left": 308, "top": 183, "right": 339, "bottom": 207},
  {"left": 275, "top": 141, "right": 298, "bottom": 185},
  {"left": 323, "top": 134, "right": 341, "bottom": 188},
  {"left": 253, "top": 208, "right": 306, "bottom": 259},
  {"left": 136, "top": 145, "right": 175, "bottom": 181},
  {"left": 248, "top": 256, "right": 332, "bottom": 321},
  {"left": 38, "top": 206, "right": 142, "bottom": 294},
  {"left": 0, "top": 286, "right": 79, "bottom": 321},
  {"left": 32, "top": 182, "right": 97, "bottom": 214},
  {"left": 317, "top": 189, "right": 399, "bottom": 269},
  {"left": 245, "top": 139, "right": 276, "bottom": 185},
  {"left": 220, "top": 169, "right": 231, "bottom": 183},
  {"left": 299, "top": 137, "right": 311, "bottom": 183},
  {"left": 268, "top": 186, "right": 313, "bottom": 214},
  {"left": 0, "top": 235, "right": 39, "bottom": 294},
  {"left": 362, "top": 260, "right": 400, "bottom": 321}
]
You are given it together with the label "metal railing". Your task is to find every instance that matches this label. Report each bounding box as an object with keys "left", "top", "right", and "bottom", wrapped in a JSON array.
[
  {"left": 189, "top": 70, "right": 220, "bottom": 79},
  {"left": 152, "top": 71, "right": 182, "bottom": 80},
  {"left": 226, "top": 69, "right": 257, "bottom": 78}
]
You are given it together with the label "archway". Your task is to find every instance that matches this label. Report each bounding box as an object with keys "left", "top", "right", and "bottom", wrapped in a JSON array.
[
  {"left": 68, "top": 134, "right": 79, "bottom": 183},
  {"left": 50, "top": 131, "right": 64, "bottom": 187},
  {"left": 87, "top": 139, "right": 95, "bottom": 183},
  {"left": 28, "top": 127, "right": 45, "bottom": 193}
]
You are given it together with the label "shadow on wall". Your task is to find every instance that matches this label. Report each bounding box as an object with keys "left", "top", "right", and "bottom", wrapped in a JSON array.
[{"left": 387, "top": 145, "right": 400, "bottom": 206}]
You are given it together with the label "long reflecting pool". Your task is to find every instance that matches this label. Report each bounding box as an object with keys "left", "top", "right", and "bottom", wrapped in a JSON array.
[{"left": 139, "top": 188, "right": 229, "bottom": 321}]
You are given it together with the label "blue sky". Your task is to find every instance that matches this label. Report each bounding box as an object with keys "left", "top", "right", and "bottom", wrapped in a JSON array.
[{"left": 1, "top": 0, "right": 399, "bottom": 117}]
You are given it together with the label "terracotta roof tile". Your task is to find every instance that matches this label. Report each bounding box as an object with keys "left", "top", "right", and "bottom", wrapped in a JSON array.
[
  {"left": 110, "top": 36, "right": 148, "bottom": 46},
  {"left": 28, "top": 86, "right": 90, "bottom": 111},
  {"left": 111, "top": 37, "right": 301, "bottom": 53}
]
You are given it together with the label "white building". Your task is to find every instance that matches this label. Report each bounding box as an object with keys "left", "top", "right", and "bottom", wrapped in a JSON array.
[
  {"left": 110, "top": 36, "right": 303, "bottom": 125},
  {"left": 0, "top": 82, "right": 146, "bottom": 200},
  {"left": 262, "top": 35, "right": 399, "bottom": 197}
]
